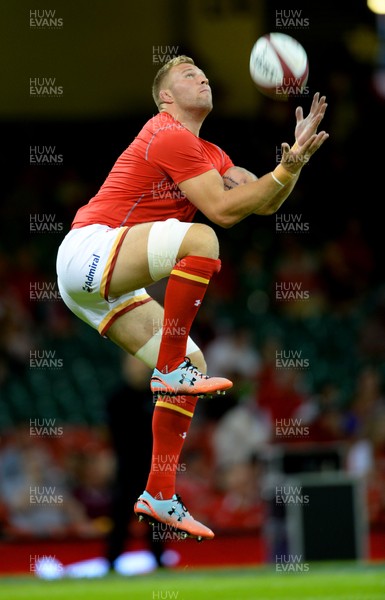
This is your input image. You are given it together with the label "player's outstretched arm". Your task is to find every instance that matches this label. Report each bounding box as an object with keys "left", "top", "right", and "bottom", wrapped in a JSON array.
[
  {"left": 179, "top": 92, "right": 329, "bottom": 228},
  {"left": 178, "top": 135, "right": 328, "bottom": 227}
]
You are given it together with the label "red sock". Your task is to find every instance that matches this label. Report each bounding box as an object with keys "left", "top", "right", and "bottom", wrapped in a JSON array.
[
  {"left": 145, "top": 395, "right": 198, "bottom": 499},
  {"left": 156, "top": 255, "right": 221, "bottom": 373}
]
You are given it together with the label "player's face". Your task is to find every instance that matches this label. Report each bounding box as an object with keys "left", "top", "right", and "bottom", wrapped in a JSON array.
[{"left": 166, "top": 64, "right": 213, "bottom": 113}]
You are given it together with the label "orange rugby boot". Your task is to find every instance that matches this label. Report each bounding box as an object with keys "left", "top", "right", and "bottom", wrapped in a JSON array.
[
  {"left": 134, "top": 491, "right": 214, "bottom": 542},
  {"left": 150, "top": 357, "right": 232, "bottom": 397}
]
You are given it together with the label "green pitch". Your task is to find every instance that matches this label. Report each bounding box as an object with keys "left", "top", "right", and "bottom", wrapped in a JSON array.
[{"left": 1, "top": 563, "right": 384, "bottom": 600}]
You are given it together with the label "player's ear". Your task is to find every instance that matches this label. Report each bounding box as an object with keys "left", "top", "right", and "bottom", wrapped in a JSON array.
[{"left": 159, "top": 89, "right": 173, "bottom": 104}]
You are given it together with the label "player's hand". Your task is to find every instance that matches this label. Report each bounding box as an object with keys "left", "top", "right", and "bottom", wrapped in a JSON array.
[
  {"left": 294, "top": 92, "right": 328, "bottom": 147},
  {"left": 280, "top": 129, "right": 329, "bottom": 175}
]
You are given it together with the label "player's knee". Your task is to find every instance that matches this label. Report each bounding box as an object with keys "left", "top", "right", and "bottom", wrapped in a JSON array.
[{"left": 180, "top": 223, "right": 219, "bottom": 260}]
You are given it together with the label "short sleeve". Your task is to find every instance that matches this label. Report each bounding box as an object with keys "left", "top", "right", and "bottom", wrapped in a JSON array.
[{"left": 148, "top": 128, "right": 218, "bottom": 184}]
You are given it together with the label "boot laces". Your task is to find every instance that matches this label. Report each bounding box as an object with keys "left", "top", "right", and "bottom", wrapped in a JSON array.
[
  {"left": 173, "top": 494, "right": 189, "bottom": 514},
  {"left": 182, "top": 357, "right": 209, "bottom": 380}
]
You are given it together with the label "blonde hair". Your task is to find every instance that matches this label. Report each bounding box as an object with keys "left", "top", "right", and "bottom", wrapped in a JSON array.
[{"left": 152, "top": 55, "right": 195, "bottom": 109}]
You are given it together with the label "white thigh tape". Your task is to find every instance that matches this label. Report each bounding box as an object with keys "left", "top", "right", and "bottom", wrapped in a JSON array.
[{"left": 147, "top": 218, "right": 193, "bottom": 281}]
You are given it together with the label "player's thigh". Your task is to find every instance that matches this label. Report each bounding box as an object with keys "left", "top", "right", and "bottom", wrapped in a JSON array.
[
  {"left": 107, "top": 297, "right": 163, "bottom": 355},
  {"left": 106, "top": 300, "right": 206, "bottom": 372},
  {"left": 109, "top": 222, "right": 155, "bottom": 296}
]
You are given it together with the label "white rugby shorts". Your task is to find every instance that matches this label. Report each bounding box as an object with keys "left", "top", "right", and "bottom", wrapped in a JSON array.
[{"left": 56, "top": 224, "right": 151, "bottom": 336}]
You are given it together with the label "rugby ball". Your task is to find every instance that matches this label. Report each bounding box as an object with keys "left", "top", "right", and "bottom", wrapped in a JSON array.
[{"left": 249, "top": 33, "right": 309, "bottom": 100}]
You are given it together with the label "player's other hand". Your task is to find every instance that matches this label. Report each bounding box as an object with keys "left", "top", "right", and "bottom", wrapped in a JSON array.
[
  {"left": 294, "top": 92, "right": 328, "bottom": 147},
  {"left": 280, "top": 129, "right": 329, "bottom": 175},
  {"left": 279, "top": 93, "right": 329, "bottom": 175}
]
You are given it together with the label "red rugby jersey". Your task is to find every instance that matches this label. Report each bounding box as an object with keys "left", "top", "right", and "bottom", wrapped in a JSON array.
[{"left": 72, "top": 112, "right": 234, "bottom": 229}]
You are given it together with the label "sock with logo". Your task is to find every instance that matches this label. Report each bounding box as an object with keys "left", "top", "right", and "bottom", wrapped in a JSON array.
[
  {"left": 145, "top": 395, "right": 198, "bottom": 499},
  {"left": 156, "top": 255, "right": 221, "bottom": 373}
]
